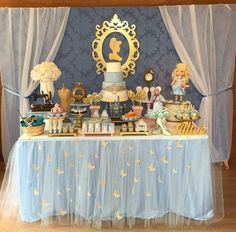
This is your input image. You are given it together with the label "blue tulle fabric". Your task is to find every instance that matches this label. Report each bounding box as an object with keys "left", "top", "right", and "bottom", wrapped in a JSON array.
[{"left": 0, "top": 135, "right": 218, "bottom": 227}]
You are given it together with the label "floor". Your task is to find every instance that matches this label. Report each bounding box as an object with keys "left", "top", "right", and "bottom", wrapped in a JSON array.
[{"left": 0, "top": 154, "right": 236, "bottom": 232}]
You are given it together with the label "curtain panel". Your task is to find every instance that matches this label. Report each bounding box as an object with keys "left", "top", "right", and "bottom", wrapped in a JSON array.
[
  {"left": 0, "top": 8, "right": 70, "bottom": 162},
  {"left": 159, "top": 4, "right": 236, "bottom": 162}
]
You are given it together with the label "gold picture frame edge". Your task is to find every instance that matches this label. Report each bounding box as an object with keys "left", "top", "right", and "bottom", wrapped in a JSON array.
[{"left": 92, "top": 14, "right": 140, "bottom": 78}]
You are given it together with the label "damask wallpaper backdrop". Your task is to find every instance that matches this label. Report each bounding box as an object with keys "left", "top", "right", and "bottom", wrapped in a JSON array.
[{"left": 54, "top": 7, "right": 202, "bottom": 108}]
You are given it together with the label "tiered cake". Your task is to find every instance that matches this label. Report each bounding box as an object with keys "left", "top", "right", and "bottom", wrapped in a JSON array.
[{"left": 101, "top": 62, "right": 128, "bottom": 102}]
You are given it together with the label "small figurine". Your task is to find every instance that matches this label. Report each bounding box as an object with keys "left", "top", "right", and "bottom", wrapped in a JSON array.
[
  {"left": 171, "top": 63, "right": 190, "bottom": 102},
  {"left": 150, "top": 86, "right": 165, "bottom": 112}
]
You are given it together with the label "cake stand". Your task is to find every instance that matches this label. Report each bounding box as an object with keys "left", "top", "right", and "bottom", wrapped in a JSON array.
[{"left": 70, "top": 102, "right": 89, "bottom": 130}]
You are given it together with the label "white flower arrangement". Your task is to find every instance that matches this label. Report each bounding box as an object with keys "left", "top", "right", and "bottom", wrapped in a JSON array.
[{"left": 31, "top": 61, "right": 61, "bottom": 82}]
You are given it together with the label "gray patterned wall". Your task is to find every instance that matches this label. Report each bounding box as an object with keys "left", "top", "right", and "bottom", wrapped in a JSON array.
[{"left": 54, "top": 7, "right": 202, "bottom": 108}]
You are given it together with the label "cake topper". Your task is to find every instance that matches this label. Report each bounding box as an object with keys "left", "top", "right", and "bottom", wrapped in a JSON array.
[
  {"left": 92, "top": 14, "right": 139, "bottom": 77},
  {"left": 109, "top": 37, "right": 122, "bottom": 61}
]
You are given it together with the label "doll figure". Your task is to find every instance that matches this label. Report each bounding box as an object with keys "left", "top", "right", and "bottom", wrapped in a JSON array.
[
  {"left": 171, "top": 63, "right": 190, "bottom": 102},
  {"left": 151, "top": 86, "right": 165, "bottom": 112}
]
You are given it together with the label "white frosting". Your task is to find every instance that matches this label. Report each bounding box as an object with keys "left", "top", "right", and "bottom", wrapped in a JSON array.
[
  {"left": 101, "top": 90, "right": 128, "bottom": 102},
  {"left": 106, "top": 62, "right": 121, "bottom": 72}
]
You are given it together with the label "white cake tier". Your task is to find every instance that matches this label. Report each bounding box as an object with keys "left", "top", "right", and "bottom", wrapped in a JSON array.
[
  {"left": 106, "top": 62, "right": 121, "bottom": 72},
  {"left": 102, "top": 81, "right": 126, "bottom": 90},
  {"left": 104, "top": 72, "right": 124, "bottom": 83},
  {"left": 101, "top": 90, "right": 128, "bottom": 102}
]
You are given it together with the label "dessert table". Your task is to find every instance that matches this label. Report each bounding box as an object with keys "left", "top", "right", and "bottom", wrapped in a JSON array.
[{"left": 0, "top": 133, "right": 216, "bottom": 227}]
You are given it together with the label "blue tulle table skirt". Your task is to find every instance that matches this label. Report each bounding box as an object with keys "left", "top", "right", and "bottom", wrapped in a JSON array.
[{"left": 0, "top": 135, "right": 215, "bottom": 227}]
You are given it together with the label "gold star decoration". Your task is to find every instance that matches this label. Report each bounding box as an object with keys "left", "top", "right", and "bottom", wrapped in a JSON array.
[
  {"left": 112, "top": 190, "right": 121, "bottom": 199},
  {"left": 161, "top": 156, "right": 169, "bottom": 164},
  {"left": 166, "top": 144, "right": 172, "bottom": 151},
  {"left": 148, "top": 163, "right": 156, "bottom": 172},
  {"left": 101, "top": 140, "right": 109, "bottom": 147},
  {"left": 59, "top": 208, "right": 67, "bottom": 216},
  {"left": 157, "top": 175, "right": 163, "bottom": 184},
  {"left": 186, "top": 164, "right": 191, "bottom": 170},
  {"left": 64, "top": 151, "right": 70, "bottom": 158},
  {"left": 66, "top": 187, "right": 71, "bottom": 192},
  {"left": 146, "top": 192, "right": 152, "bottom": 197},
  {"left": 98, "top": 179, "right": 106, "bottom": 186},
  {"left": 132, "top": 187, "right": 135, "bottom": 195},
  {"left": 42, "top": 200, "right": 49, "bottom": 208},
  {"left": 116, "top": 211, "right": 123, "bottom": 220},
  {"left": 69, "top": 162, "right": 75, "bottom": 168},
  {"left": 126, "top": 160, "right": 131, "bottom": 167},
  {"left": 176, "top": 140, "right": 183, "bottom": 148},
  {"left": 87, "top": 162, "right": 95, "bottom": 170},
  {"left": 149, "top": 149, "right": 155, "bottom": 155},
  {"left": 56, "top": 167, "right": 64, "bottom": 175},
  {"left": 120, "top": 169, "right": 127, "bottom": 177},
  {"left": 57, "top": 190, "right": 62, "bottom": 195},
  {"left": 172, "top": 168, "right": 178, "bottom": 174},
  {"left": 136, "top": 159, "right": 141, "bottom": 165},
  {"left": 32, "top": 164, "right": 40, "bottom": 172},
  {"left": 33, "top": 188, "right": 39, "bottom": 196}
]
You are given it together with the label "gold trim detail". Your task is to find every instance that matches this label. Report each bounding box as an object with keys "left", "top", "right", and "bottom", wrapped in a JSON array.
[{"left": 92, "top": 14, "right": 139, "bottom": 78}]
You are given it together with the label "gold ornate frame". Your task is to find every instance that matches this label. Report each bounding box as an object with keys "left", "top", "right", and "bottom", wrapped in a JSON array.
[{"left": 92, "top": 14, "right": 139, "bottom": 78}]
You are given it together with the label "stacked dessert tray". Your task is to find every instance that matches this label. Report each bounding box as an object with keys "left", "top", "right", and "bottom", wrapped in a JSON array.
[{"left": 70, "top": 102, "right": 90, "bottom": 130}]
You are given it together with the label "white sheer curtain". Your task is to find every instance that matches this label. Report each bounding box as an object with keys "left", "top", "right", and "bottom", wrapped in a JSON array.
[
  {"left": 0, "top": 8, "right": 70, "bottom": 163},
  {"left": 160, "top": 5, "right": 236, "bottom": 162}
]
